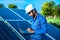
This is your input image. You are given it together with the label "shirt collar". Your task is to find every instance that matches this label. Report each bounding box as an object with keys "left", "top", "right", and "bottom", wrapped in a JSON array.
[{"left": 33, "top": 14, "right": 38, "bottom": 21}]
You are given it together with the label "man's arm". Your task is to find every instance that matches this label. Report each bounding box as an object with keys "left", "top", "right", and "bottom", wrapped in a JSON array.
[{"left": 34, "top": 17, "right": 47, "bottom": 34}]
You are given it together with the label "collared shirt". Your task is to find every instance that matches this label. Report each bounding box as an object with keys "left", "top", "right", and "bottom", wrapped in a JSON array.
[{"left": 31, "top": 13, "right": 47, "bottom": 34}]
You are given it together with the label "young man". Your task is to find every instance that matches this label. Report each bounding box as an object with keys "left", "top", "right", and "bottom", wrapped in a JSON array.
[{"left": 25, "top": 4, "right": 47, "bottom": 40}]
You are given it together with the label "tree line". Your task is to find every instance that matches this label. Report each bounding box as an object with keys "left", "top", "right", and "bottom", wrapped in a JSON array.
[
  {"left": 41, "top": 1, "right": 60, "bottom": 17},
  {"left": 0, "top": 4, "right": 17, "bottom": 9}
]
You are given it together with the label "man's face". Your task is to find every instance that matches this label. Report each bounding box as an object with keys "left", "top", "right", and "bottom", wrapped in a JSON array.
[{"left": 28, "top": 12, "right": 33, "bottom": 17}]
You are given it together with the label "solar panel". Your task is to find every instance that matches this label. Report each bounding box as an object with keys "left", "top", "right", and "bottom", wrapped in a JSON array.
[
  {"left": 0, "top": 16, "right": 25, "bottom": 40},
  {"left": 0, "top": 21, "right": 20, "bottom": 40},
  {"left": 0, "top": 8, "right": 23, "bottom": 20},
  {"left": 12, "top": 9, "right": 33, "bottom": 20}
]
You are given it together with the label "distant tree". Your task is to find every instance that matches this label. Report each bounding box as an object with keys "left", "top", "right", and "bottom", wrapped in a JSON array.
[
  {"left": 0, "top": 4, "right": 4, "bottom": 8},
  {"left": 8, "top": 4, "right": 18, "bottom": 9},
  {"left": 56, "top": 5, "right": 60, "bottom": 16},
  {"left": 41, "top": 1, "right": 56, "bottom": 17}
]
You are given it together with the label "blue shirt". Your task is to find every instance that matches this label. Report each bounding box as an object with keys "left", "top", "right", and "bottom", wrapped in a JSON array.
[{"left": 31, "top": 14, "right": 47, "bottom": 34}]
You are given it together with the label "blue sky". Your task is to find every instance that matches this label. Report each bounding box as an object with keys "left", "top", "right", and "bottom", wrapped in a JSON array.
[{"left": 0, "top": 0, "right": 60, "bottom": 13}]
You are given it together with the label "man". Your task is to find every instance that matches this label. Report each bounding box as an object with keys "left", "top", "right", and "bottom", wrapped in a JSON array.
[{"left": 25, "top": 4, "right": 47, "bottom": 40}]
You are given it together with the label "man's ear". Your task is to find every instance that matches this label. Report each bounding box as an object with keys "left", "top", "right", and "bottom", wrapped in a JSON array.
[{"left": 33, "top": 10, "right": 36, "bottom": 14}]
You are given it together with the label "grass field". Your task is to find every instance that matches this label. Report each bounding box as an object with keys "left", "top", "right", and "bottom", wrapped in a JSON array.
[{"left": 47, "top": 17, "right": 60, "bottom": 29}]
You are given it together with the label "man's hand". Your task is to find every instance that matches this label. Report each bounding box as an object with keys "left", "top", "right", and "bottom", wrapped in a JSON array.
[{"left": 27, "top": 28, "right": 34, "bottom": 33}]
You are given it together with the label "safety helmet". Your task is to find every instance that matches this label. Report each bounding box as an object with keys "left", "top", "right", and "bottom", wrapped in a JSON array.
[{"left": 25, "top": 4, "right": 34, "bottom": 14}]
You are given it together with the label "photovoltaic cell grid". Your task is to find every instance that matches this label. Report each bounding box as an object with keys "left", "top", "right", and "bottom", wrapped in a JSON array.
[
  {"left": 0, "top": 8, "right": 32, "bottom": 40},
  {"left": 0, "top": 8, "right": 60, "bottom": 40}
]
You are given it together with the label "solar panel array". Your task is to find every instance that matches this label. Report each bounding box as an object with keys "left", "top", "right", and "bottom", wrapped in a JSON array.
[{"left": 0, "top": 8, "right": 60, "bottom": 40}]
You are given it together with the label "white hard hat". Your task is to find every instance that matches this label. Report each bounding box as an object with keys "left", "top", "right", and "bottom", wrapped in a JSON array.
[{"left": 25, "top": 4, "right": 34, "bottom": 14}]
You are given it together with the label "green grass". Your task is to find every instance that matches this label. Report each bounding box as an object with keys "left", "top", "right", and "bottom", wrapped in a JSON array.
[{"left": 47, "top": 17, "right": 60, "bottom": 29}]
